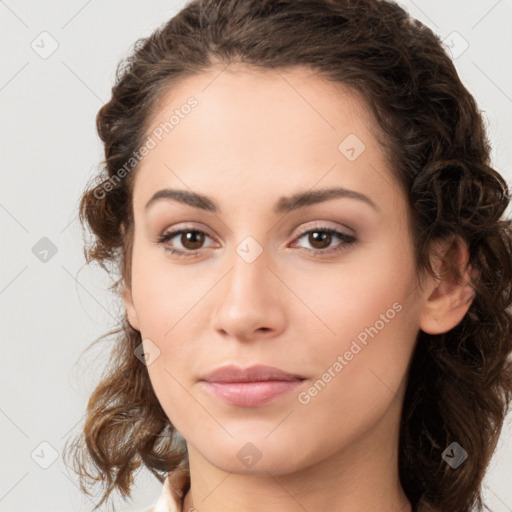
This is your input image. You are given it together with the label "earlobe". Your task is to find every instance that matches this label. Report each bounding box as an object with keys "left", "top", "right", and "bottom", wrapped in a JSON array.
[
  {"left": 419, "top": 237, "right": 477, "bottom": 335},
  {"left": 123, "top": 286, "right": 140, "bottom": 331}
]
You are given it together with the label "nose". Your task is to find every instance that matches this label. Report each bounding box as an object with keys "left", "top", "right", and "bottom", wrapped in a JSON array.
[{"left": 211, "top": 246, "right": 287, "bottom": 342}]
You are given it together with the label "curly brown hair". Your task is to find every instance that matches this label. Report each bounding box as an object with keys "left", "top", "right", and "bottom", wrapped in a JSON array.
[{"left": 63, "top": 0, "right": 512, "bottom": 511}]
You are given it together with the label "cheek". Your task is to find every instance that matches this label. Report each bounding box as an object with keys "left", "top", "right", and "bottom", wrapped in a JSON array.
[
  {"left": 294, "top": 243, "right": 415, "bottom": 346},
  {"left": 130, "top": 245, "right": 207, "bottom": 335},
  {"left": 129, "top": 246, "right": 212, "bottom": 401},
  {"left": 293, "top": 285, "right": 417, "bottom": 459},
  {"left": 294, "top": 245, "right": 418, "bottom": 399}
]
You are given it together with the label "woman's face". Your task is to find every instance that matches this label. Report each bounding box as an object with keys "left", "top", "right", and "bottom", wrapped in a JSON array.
[{"left": 123, "top": 65, "right": 428, "bottom": 475}]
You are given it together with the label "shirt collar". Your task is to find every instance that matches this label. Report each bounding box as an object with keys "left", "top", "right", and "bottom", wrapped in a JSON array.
[{"left": 147, "top": 466, "right": 190, "bottom": 512}]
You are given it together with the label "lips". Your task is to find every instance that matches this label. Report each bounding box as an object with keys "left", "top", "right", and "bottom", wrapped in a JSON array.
[
  {"left": 200, "top": 364, "right": 306, "bottom": 383},
  {"left": 199, "top": 364, "right": 307, "bottom": 407}
]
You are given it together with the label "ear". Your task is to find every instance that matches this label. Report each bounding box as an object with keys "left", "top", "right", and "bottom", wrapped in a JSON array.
[
  {"left": 123, "top": 285, "right": 140, "bottom": 331},
  {"left": 419, "top": 236, "right": 477, "bottom": 335}
]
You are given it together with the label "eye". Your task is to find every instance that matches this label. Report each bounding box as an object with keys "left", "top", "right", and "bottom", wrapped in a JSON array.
[
  {"left": 155, "top": 224, "right": 356, "bottom": 259},
  {"left": 155, "top": 226, "right": 216, "bottom": 258},
  {"left": 290, "top": 225, "right": 356, "bottom": 256}
]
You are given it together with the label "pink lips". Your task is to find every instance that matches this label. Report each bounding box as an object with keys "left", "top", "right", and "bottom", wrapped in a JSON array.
[{"left": 199, "top": 364, "right": 306, "bottom": 407}]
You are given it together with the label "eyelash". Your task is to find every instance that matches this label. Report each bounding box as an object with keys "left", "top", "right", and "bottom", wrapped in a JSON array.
[{"left": 155, "top": 224, "right": 356, "bottom": 259}]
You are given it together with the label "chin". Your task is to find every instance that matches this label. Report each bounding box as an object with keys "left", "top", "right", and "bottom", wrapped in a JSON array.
[{"left": 189, "top": 432, "right": 321, "bottom": 476}]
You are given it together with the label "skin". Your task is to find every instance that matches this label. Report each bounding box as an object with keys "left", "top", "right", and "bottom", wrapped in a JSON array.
[{"left": 123, "top": 64, "right": 475, "bottom": 512}]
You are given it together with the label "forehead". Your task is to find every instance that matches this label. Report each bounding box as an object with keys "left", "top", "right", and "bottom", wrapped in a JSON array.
[
  {"left": 132, "top": 64, "right": 403, "bottom": 214},
  {"left": 144, "top": 64, "right": 375, "bottom": 147}
]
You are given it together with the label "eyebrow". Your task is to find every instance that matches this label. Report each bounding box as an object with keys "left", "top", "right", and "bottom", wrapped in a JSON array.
[{"left": 144, "top": 187, "right": 380, "bottom": 214}]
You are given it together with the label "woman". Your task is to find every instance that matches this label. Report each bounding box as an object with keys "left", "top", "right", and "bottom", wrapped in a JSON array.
[{"left": 64, "top": 0, "right": 512, "bottom": 511}]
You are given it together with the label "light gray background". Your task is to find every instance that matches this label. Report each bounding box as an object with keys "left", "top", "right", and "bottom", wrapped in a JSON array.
[{"left": 1, "top": 1, "right": 511, "bottom": 511}]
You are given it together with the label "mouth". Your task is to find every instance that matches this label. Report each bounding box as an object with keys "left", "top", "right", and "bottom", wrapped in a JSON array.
[
  {"left": 200, "top": 364, "right": 306, "bottom": 383},
  {"left": 199, "top": 364, "right": 307, "bottom": 407}
]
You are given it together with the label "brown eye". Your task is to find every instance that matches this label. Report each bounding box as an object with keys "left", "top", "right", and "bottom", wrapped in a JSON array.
[
  {"left": 180, "top": 230, "right": 205, "bottom": 250},
  {"left": 308, "top": 231, "right": 332, "bottom": 250},
  {"left": 156, "top": 228, "right": 215, "bottom": 257},
  {"left": 292, "top": 226, "right": 356, "bottom": 256}
]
